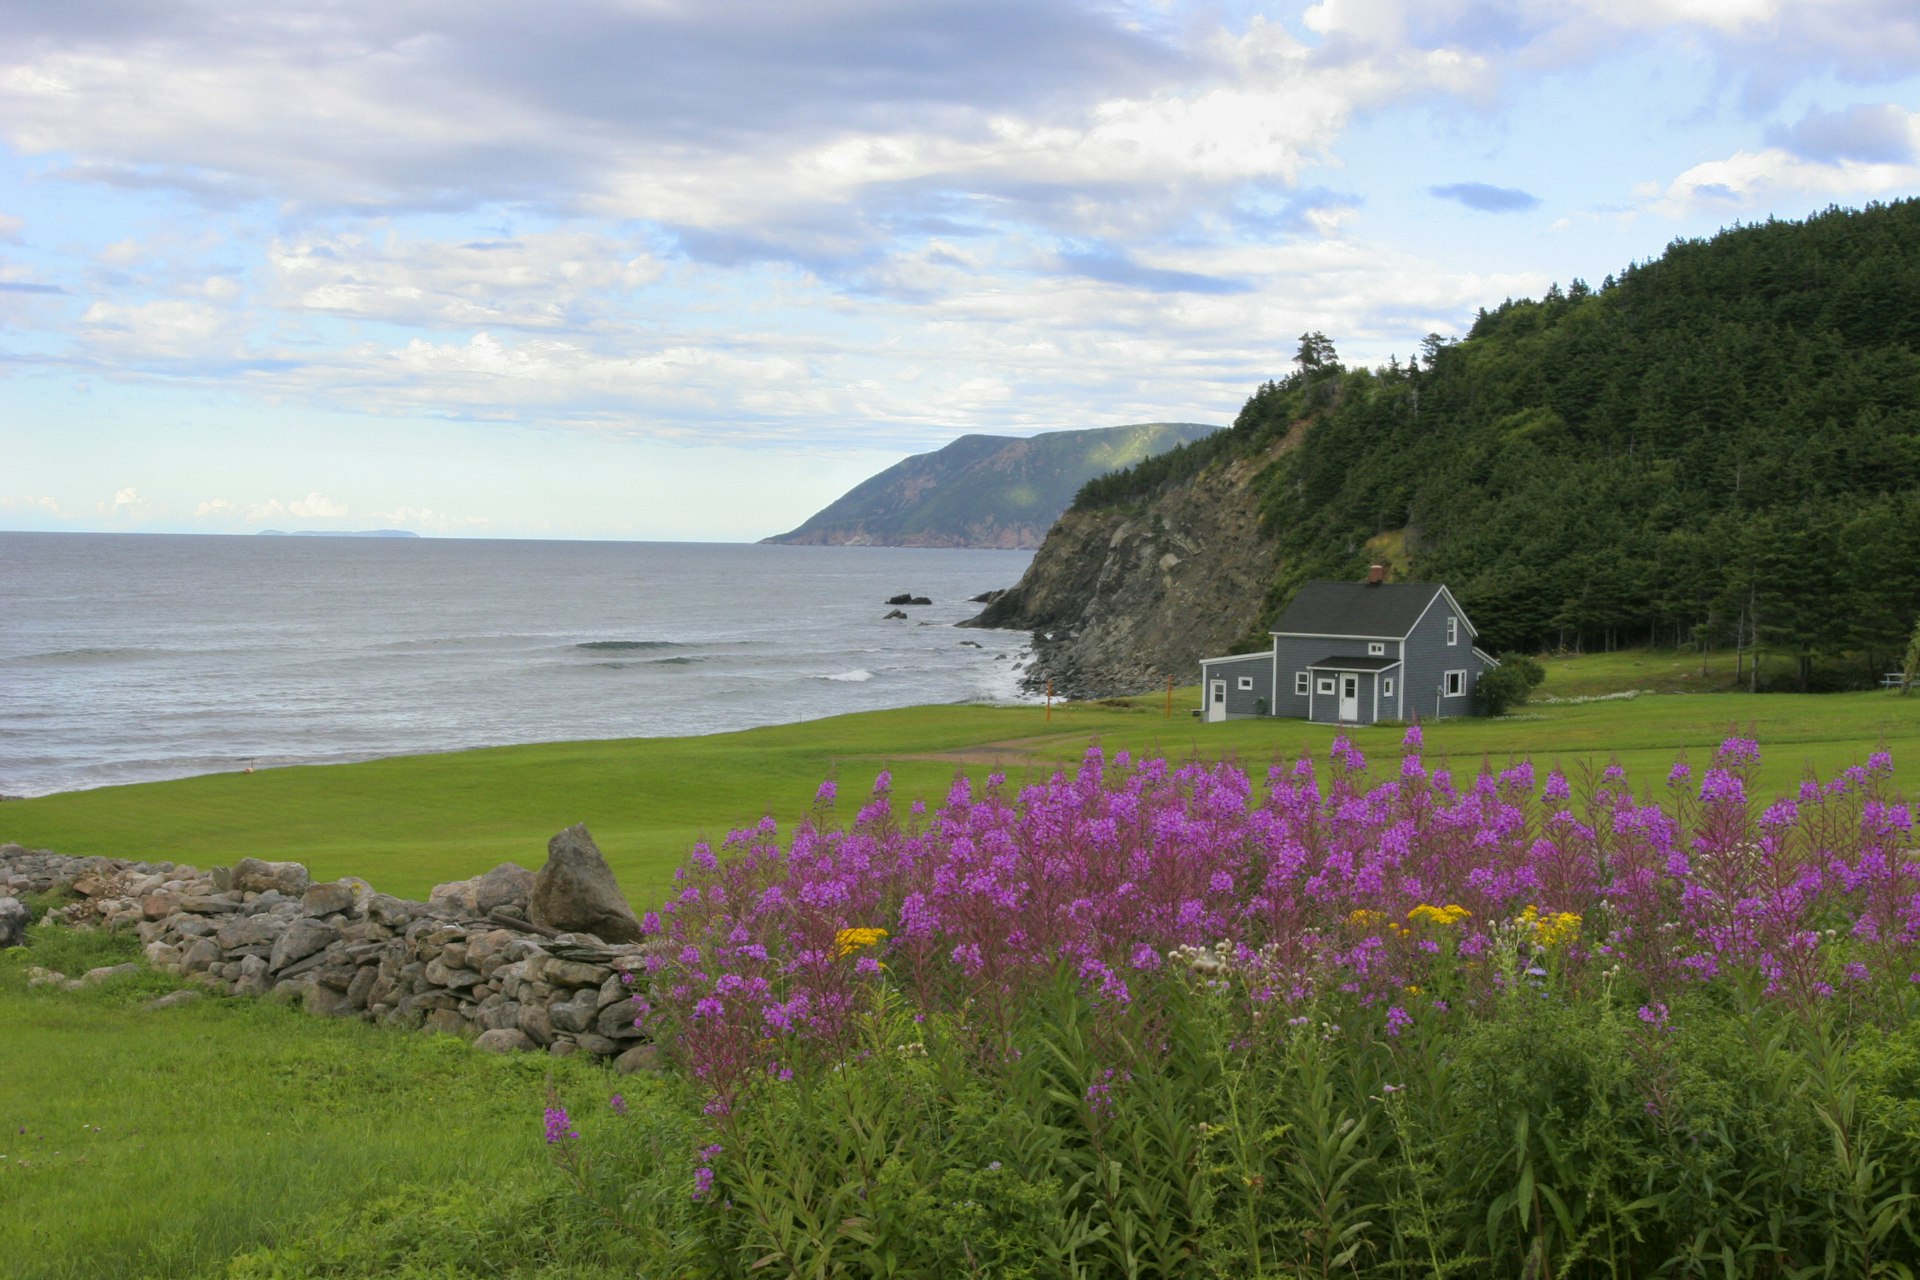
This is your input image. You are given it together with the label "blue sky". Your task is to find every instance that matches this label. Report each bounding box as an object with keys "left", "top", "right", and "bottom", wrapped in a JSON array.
[{"left": 3, "top": 0, "right": 1918, "bottom": 541}]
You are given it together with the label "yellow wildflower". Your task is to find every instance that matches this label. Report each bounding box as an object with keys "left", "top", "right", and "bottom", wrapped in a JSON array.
[
  {"left": 1407, "top": 903, "right": 1472, "bottom": 928},
  {"left": 1347, "top": 908, "right": 1387, "bottom": 928},
  {"left": 1516, "top": 906, "right": 1581, "bottom": 948},
  {"left": 835, "top": 926, "right": 889, "bottom": 957}
]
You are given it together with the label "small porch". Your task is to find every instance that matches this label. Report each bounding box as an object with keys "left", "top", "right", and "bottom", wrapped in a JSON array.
[{"left": 1306, "top": 656, "right": 1401, "bottom": 726}]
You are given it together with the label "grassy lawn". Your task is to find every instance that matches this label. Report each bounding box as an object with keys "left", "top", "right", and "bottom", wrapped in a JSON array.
[
  {"left": 2, "top": 649, "right": 1916, "bottom": 1277},
  {"left": 0, "top": 925, "right": 643, "bottom": 1280},
  {"left": 3, "top": 654, "right": 1916, "bottom": 909}
]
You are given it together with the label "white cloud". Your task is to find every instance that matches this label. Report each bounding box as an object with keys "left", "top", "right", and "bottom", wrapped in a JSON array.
[
  {"left": 94, "top": 486, "right": 156, "bottom": 520},
  {"left": 371, "top": 505, "right": 492, "bottom": 533},
  {"left": 0, "top": 494, "right": 67, "bottom": 516},
  {"left": 240, "top": 491, "right": 348, "bottom": 523},
  {"left": 0, "top": 213, "right": 22, "bottom": 242},
  {"left": 1650, "top": 131, "right": 1920, "bottom": 215},
  {"left": 268, "top": 230, "right": 662, "bottom": 330},
  {"left": 195, "top": 497, "right": 237, "bottom": 517}
]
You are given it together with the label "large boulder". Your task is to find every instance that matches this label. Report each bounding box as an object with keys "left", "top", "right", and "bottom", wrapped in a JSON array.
[
  {"left": 529, "top": 827, "right": 644, "bottom": 943},
  {"left": 0, "top": 897, "right": 28, "bottom": 949}
]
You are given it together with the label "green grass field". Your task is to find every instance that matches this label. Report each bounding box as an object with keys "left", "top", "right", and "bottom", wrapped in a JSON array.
[
  {"left": 3, "top": 650, "right": 1917, "bottom": 1278},
  {"left": 3, "top": 654, "right": 1916, "bottom": 908}
]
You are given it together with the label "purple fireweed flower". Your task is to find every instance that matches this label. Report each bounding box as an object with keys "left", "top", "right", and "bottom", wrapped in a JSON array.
[
  {"left": 1716, "top": 735, "right": 1762, "bottom": 767},
  {"left": 1699, "top": 768, "right": 1745, "bottom": 805},
  {"left": 1402, "top": 723, "right": 1424, "bottom": 751},
  {"left": 1668, "top": 760, "right": 1692, "bottom": 789},
  {"left": 815, "top": 779, "right": 837, "bottom": 805},
  {"left": 1385, "top": 1005, "right": 1412, "bottom": 1037},
  {"left": 1543, "top": 771, "right": 1571, "bottom": 803},
  {"left": 609, "top": 1093, "right": 627, "bottom": 1116},
  {"left": 1637, "top": 1003, "right": 1670, "bottom": 1029},
  {"left": 543, "top": 1106, "right": 577, "bottom": 1145},
  {"left": 692, "top": 1167, "right": 714, "bottom": 1201}
]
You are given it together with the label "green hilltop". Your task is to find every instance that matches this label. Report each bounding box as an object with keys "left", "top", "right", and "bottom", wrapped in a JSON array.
[
  {"left": 763, "top": 421, "right": 1219, "bottom": 548},
  {"left": 1062, "top": 201, "right": 1920, "bottom": 691}
]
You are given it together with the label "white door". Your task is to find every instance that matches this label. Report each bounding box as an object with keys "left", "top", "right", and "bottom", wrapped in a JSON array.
[
  {"left": 1339, "top": 674, "right": 1359, "bottom": 722},
  {"left": 1208, "top": 680, "right": 1227, "bottom": 722}
]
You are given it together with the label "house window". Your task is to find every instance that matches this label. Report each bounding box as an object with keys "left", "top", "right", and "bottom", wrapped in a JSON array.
[
  {"left": 1294, "top": 672, "right": 1309, "bottom": 696},
  {"left": 1212, "top": 682, "right": 1225, "bottom": 704},
  {"left": 1368, "top": 642, "right": 1385, "bottom": 656},
  {"left": 1316, "top": 677, "right": 1336, "bottom": 696},
  {"left": 1382, "top": 677, "right": 1395, "bottom": 697},
  {"left": 1444, "top": 670, "right": 1466, "bottom": 697},
  {"left": 1237, "top": 676, "right": 1254, "bottom": 691},
  {"left": 1446, "top": 617, "right": 1459, "bottom": 645}
]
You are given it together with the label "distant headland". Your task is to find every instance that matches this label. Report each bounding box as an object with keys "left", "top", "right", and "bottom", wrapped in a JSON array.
[{"left": 256, "top": 529, "right": 421, "bottom": 538}]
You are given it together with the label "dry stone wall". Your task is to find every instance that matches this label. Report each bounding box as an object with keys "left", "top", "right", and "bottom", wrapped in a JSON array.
[{"left": 1, "top": 832, "right": 663, "bottom": 1071}]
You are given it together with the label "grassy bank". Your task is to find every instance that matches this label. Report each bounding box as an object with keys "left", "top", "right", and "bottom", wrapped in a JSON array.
[
  {"left": 3, "top": 656, "right": 1917, "bottom": 907},
  {"left": 0, "top": 923, "right": 641, "bottom": 1280}
]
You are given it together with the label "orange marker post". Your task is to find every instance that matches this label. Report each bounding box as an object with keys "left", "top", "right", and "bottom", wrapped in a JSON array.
[
  {"left": 1046, "top": 680, "right": 1053, "bottom": 722},
  {"left": 1165, "top": 676, "right": 1173, "bottom": 718}
]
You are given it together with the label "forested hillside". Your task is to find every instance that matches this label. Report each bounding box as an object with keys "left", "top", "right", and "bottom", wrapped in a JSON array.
[
  {"left": 1069, "top": 201, "right": 1920, "bottom": 689},
  {"left": 764, "top": 422, "right": 1217, "bottom": 548}
]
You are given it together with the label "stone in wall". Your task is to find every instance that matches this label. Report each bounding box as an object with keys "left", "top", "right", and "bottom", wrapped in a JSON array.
[{"left": 1, "top": 832, "right": 667, "bottom": 1066}]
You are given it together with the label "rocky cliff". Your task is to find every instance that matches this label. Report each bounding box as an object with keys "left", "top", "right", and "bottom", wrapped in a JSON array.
[{"left": 964, "top": 428, "right": 1298, "bottom": 698}]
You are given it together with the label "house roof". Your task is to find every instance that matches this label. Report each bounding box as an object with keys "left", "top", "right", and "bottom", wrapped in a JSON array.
[
  {"left": 1306, "top": 655, "right": 1402, "bottom": 672},
  {"left": 1271, "top": 581, "right": 1454, "bottom": 639}
]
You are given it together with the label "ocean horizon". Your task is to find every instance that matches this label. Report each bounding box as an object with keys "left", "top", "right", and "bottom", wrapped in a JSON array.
[{"left": 0, "top": 531, "right": 1035, "bottom": 798}]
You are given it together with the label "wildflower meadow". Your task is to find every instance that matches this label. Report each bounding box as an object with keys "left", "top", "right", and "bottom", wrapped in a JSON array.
[{"left": 550, "top": 729, "right": 1920, "bottom": 1278}]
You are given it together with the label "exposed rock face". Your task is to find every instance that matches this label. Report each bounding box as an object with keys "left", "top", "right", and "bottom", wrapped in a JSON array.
[
  {"left": 964, "top": 431, "right": 1295, "bottom": 698},
  {"left": 530, "top": 826, "right": 645, "bottom": 943}
]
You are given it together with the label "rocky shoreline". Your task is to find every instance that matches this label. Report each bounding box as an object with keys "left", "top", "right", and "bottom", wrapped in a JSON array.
[{"left": 1, "top": 826, "right": 665, "bottom": 1071}]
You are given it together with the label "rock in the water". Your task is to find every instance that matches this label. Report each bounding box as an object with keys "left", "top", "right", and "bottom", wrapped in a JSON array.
[
  {"left": 885, "top": 593, "right": 933, "bottom": 606},
  {"left": 0, "top": 896, "right": 28, "bottom": 949},
  {"left": 529, "top": 826, "right": 644, "bottom": 943},
  {"left": 474, "top": 1027, "right": 536, "bottom": 1054},
  {"left": 882, "top": 609, "right": 908, "bottom": 620}
]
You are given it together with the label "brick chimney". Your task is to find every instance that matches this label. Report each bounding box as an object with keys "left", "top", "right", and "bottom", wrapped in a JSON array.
[{"left": 1367, "top": 563, "right": 1387, "bottom": 585}]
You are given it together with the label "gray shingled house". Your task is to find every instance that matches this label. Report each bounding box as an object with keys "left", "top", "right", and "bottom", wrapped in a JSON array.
[{"left": 1199, "top": 570, "right": 1499, "bottom": 725}]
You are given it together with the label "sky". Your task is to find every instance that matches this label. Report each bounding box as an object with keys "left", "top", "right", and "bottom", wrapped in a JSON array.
[{"left": 3, "top": 0, "right": 1919, "bottom": 542}]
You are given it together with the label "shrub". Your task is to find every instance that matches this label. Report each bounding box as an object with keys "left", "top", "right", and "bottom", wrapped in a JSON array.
[{"left": 1475, "top": 653, "right": 1546, "bottom": 716}]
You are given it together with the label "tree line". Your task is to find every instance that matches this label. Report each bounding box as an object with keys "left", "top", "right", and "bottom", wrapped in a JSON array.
[{"left": 1075, "top": 201, "right": 1920, "bottom": 687}]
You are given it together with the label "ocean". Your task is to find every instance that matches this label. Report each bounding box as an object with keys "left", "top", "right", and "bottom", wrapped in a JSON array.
[{"left": 0, "top": 533, "right": 1036, "bottom": 797}]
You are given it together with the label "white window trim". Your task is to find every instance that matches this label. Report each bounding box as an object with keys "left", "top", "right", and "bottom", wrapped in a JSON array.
[
  {"left": 1294, "top": 671, "right": 1309, "bottom": 695},
  {"left": 1382, "top": 677, "right": 1395, "bottom": 697},
  {"left": 1444, "top": 669, "right": 1466, "bottom": 697},
  {"left": 1237, "top": 675, "right": 1254, "bottom": 691},
  {"left": 1316, "top": 677, "right": 1336, "bottom": 695},
  {"left": 1368, "top": 641, "right": 1386, "bottom": 656},
  {"left": 1211, "top": 681, "right": 1225, "bottom": 703},
  {"left": 1446, "top": 616, "right": 1459, "bottom": 645}
]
